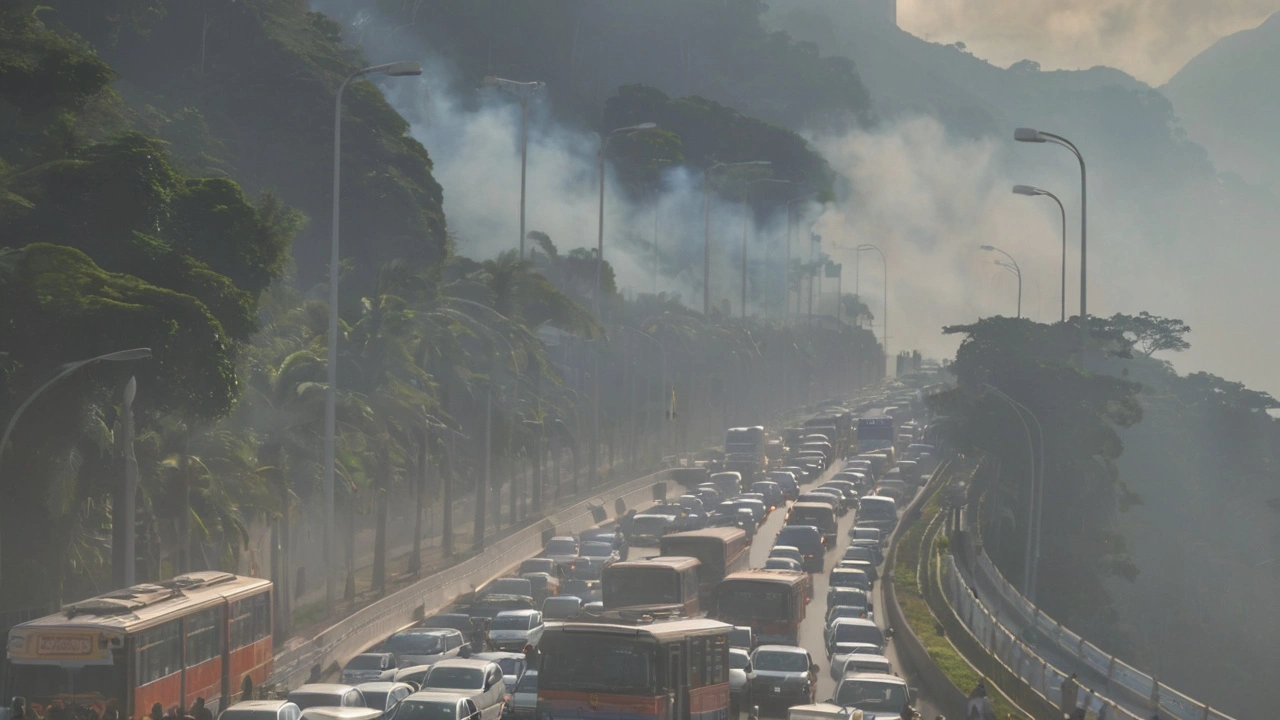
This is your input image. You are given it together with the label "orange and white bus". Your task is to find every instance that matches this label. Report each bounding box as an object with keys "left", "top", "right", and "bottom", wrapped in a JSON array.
[
  {"left": 658, "top": 529, "right": 749, "bottom": 606},
  {"left": 4, "top": 572, "right": 272, "bottom": 719},
  {"left": 601, "top": 557, "right": 702, "bottom": 617},
  {"left": 537, "top": 618, "right": 732, "bottom": 720}
]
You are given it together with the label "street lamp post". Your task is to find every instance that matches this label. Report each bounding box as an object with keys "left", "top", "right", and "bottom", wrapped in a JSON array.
[
  {"left": 856, "top": 244, "right": 887, "bottom": 373},
  {"left": 590, "top": 122, "right": 655, "bottom": 490},
  {"left": 980, "top": 245, "right": 1022, "bottom": 318},
  {"left": 1014, "top": 128, "right": 1087, "bottom": 356},
  {"left": 596, "top": 123, "right": 657, "bottom": 317},
  {"left": 702, "top": 161, "right": 771, "bottom": 316},
  {"left": 0, "top": 348, "right": 152, "bottom": 591},
  {"left": 984, "top": 384, "right": 1044, "bottom": 603},
  {"left": 741, "top": 178, "right": 802, "bottom": 318},
  {"left": 1012, "top": 185, "right": 1067, "bottom": 322},
  {"left": 484, "top": 76, "right": 546, "bottom": 259},
  {"left": 327, "top": 60, "right": 421, "bottom": 617}
]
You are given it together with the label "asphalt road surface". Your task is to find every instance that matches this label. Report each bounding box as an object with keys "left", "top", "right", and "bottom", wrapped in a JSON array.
[{"left": 638, "top": 461, "right": 942, "bottom": 719}]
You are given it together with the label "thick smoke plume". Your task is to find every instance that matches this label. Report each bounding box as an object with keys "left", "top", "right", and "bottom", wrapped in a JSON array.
[{"left": 898, "top": 0, "right": 1280, "bottom": 84}]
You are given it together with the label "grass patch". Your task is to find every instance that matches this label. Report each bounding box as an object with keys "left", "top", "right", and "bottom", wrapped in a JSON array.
[{"left": 895, "top": 465, "right": 1022, "bottom": 719}]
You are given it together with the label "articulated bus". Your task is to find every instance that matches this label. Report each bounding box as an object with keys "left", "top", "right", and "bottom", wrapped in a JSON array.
[
  {"left": 658, "top": 529, "right": 750, "bottom": 607},
  {"left": 602, "top": 557, "right": 702, "bottom": 617},
  {"left": 4, "top": 572, "right": 272, "bottom": 719},
  {"left": 709, "top": 571, "right": 809, "bottom": 646},
  {"left": 537, "top": 619, "right": 732, "bottom": 720}
]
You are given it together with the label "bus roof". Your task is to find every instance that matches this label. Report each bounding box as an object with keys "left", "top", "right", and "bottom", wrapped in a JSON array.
[
  {"left": 11, "top": 572, "right": 270, "bottom": 634},
  {"left": 548, "top": 618, "right": 732, "bottom": 640},
  {"left": 606, "top": 556, "right": 701, "bottom": 572},
  {"left": 660, "top": 528, "right": 749, "bottom": 544},
  {"left": 720, "top": 569, "right": 809, "bottom": 588}
]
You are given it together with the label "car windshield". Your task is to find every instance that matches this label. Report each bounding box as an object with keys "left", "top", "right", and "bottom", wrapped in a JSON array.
[
  {"left": 765, "top": 559, "right": 797, "bottom": 570},
  {"left": 833, "top": 623, "right": 883, "bottom": 645},
  {"left": 388, "top": 700, "right": 458, "bottom": 720},
  {"left": 492, "top": 615, "right": 533, "bottom": 630},
  {"left": 753, "top": 651, "right": 808, "bottom": 672},
  {"left": 632, "top": 515, "right": 670, "bottom": 532},
  {"left": 603, "top": 566, "right": 680, "bottom": 606},
  {"left": 544, "top": 539, "right": 577, "bottom": 555},
  {"left": 728, "top": 628, "right": 751, "bottom": 646},
  {"left": 777, "top": 528, "right": 818, "bottom": 548},
  {"left": 835, "top": 679, "right": 907, "bottom": 713},
  {"left": 491, "top": 657, "right": 525, "bottom": 676},
  {"left": 515, "top": 671, "right": 538, "bottom": 693},
  {"left": 519, "top": 559, "right": 554, "bottom": 573},
  {"left": 717, "top": 585, "right": 789, "bottom": 619},
  {"left": 347, "top": 655, "right": 385, "bottom": 669},
  {"left": 579, "top": 542, "right": 613, "bottom": 557},
  {"left": 486, "top": 579, "right": 531, "bottom": 595},
  {"left": 728, "top": 652, "right": 750, "bottom": 670},
  {"left": 543, "top": 598, "right": 580, "bottom": 618},
  {"left": 385, "top": 633, "right": 444, "bottom": 654},
  {"left": 426, "top": 667, "right": 484, "bottom": 690}
]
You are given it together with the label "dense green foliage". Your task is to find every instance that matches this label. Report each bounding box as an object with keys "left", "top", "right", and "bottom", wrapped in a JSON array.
[
  {"left": 332, "top": 0, "right": 872, "bottom": 133},
  {"left": 929, "top": 318, "right": 1144, "bottom": 644},
  {"left": 604, "top": 84, "right": 835, "bottom": 199},
  {"left": 0, "top": 0, "right": 884, "bottom": 618},
  {"left": 42, "top": 0, "right": 449, "bottom": 292}
]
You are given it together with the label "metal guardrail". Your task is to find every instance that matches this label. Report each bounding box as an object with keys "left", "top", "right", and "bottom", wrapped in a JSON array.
[
  {"left": 267, "top": 469, "right": 675, "bottom": 691},
  {"left": 940, "top": 555, "right": 1144, "bottom": 720},
  {"left": 967, "top": 553, "right": 1234, "bottom": 720}
]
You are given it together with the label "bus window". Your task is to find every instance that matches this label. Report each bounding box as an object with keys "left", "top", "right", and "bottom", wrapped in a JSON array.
[
  {"left": 185, "top": 607, "right": 223, "bottom": 668},
  {"left": 538, "top": 634, "right": 657, "bottom": 693},
  {"left": 137, "top": 620, "right": 183, "bottom": 684}
]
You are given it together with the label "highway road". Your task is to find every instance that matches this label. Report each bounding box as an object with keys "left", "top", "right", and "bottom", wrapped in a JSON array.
[{"left": 639, "top": 460, "right": 941, "bottom": 719}]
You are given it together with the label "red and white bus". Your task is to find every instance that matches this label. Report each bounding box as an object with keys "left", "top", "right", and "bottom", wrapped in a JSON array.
[{"left": 4, "top": 572, "right": 272, "bottom": 719}]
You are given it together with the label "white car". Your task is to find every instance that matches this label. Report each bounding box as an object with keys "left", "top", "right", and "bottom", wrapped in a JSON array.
[
  {"left": 421, "top": 659, "right": 508, "bottom": 720},
  {"left": 769, "top": 545, "right": 804, "bottom": 565},
  {"left": 836, "top": 654, "right": 892, "bottom": 680},
  {"left": 488, "top": 610, "right": 544, "bottom": 652},
  {"left": 831, "top": 673, "right": 912, "bottom": 719},
  {"left": 388, "top": 691, "right": 481, "bottom": 720},
  {"left": 217, "top": 701, "right": 301, "bottom": 720}
]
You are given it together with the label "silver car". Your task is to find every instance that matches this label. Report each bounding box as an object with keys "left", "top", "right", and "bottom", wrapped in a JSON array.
[
  {"left": 421, "top": 659, "right": 507, "bottom": 720},
  {"left": 388, "top": 692, "right": 480, "bottom": 720},
  {"left": 354, "top": 682, "right": 415, "bottom": 714},
  {"left": 287, "top": 684, "right": 366, "bottom": 711},
  {"left": 384, "top": 629, "right": 465, "bottom": 667},
  {"left": 217, "top": 701, "right": 301, "bottom": 720},
  {"left": 504, "top": 669, "right": 537, "bottom": 720},
  {"left": 488, "top": 610, "right": 544, "bottom": 652}
]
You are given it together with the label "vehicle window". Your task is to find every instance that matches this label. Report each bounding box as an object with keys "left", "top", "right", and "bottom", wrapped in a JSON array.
[
  {"left": 347, "top": 655, "right": 386, "bottom": 670},
  {"left": 388, "top": 700, "right": 462, "bottom": 720},
  {"left": 728, "top": 651, "right": 750, "bottom": 670},
  {"left": 492, "top": 614, "right": 532, "bottom": 630},
  {"left": 538, "top": 634, "right": 656, "bottom": 693},
  {"left": 718, "top": 587, "right": 789, "bottom": 618},
  {"left": 515, "top": 670, "right": 538, "bottom": 693},
  {"left": 386, "top": 633, "right": 445, "bottom": 655},
  {"left": 752, "top": 651, "right": 808, "bottom": 672},
  {"left": 833, "top": 623, "right": 884, "bottom": 645},
  {"left": 427, "top": 667, "right": 484, "bottom": 690},
  {"left": 544, "top": 539, "right": 578, "bottom": 555},
  {"left": 492, "top": 656, "right": 525, "bottom": 677},
  {"left": 835, "top": 679, "right": 907, "bottom": 713}
]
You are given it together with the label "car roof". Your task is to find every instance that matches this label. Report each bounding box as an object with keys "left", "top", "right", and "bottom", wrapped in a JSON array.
[
  {"left": 354, "top": 682, "right": 413, "bottom": 692},
  {"left": 728, "top": 647, "right": 751, "bottom": 657},
  {"left": 431, "top": 658, "right": 495, "bottom": 670},
  {"left": 224, "top": 702, "right": 294, "bottom": 711},
  {"left": 394, "top": 627, "right": 457, "bottom": 637},
  {"left": 495, "top": 609, "right": 539, "bottom": 618},
  {"left": 403, "top": 691, "right": 476, "bottom": 703},
  {"left": 838, "top": 672, "right": 905, "bottom": 685},
  {"left": 771, "top": 545, "right": 800, "bottom": 552},
  {"left": 754, "top": 644, "right": 809, "bottom": 655},
  {"left": 543, "top": 596, "right": 581, "bottom": 604},
  {"left": 292, "top": 684, "right": 358, "bottom": 694},
  {"left": 830, "top": 617, "right": 878, "bottom": 628},
  {"left": 842, "top": 654, "right": 890, "bottom": 666},
  {"left": 548, "top": 536, "right": 576, "bottom": 543},
  {"left": 472, "top": 652, "right": 526, "bottom": 661}
]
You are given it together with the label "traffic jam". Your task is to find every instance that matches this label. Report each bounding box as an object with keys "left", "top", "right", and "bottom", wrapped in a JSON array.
[{"left": 4, "top": 382, "right": 942, "bottom": 720}]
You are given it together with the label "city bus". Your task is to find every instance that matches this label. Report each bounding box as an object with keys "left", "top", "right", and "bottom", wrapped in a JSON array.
[
  {"left": 4, "top": 572, "right": 272, "bottom": 719},
  {"left": 658, "top": 529, "right": 750, "bottom": 605},
  {"left": 709, "top": 570, "right": 809, "bottom": 646},
  {"left": 601, "top": 557, "right": 702, "bottom": 617},
  {"left": 536, "top": 618, "right": 731, "bottom": 720}
]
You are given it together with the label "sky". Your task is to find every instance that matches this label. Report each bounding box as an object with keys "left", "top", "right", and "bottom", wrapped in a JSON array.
[{"left": 897, "top": 0, "right": 1280, "bottom": 85}]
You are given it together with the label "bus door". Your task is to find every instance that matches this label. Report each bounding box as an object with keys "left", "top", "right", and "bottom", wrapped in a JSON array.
[{"left": 667, "top": 643, "right": 685, "bottom": 720}]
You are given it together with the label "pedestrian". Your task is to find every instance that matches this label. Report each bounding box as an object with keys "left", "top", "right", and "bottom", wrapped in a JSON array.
[
  {"left": 11, "top": 697, "right": 28, "bottom": 720},
  {"left": 966, "top": 680, "right": 996, "bottom": 720},
  {"left": 101, "top": 700, "right": 120, "bottom": 720},
  {"left": 148, "top": 703, "right": 163, "bottom": 720},
  {"left": 1060, "top": 673, "right": 1080, "bottom": 718},
  {"left": 190, "top": 699, "right": 211, "bottom": 720}
]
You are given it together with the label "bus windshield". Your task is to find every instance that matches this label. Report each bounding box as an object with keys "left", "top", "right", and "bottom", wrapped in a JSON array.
[
  {"left": 716, "top": 584, "right": 790, "bottom": 620},
  {"left": 4, "top": 660, "right": 127, "bottom": 708},
  {"left": 603, "top": 567, "right": 679, "bottom": 607},
  {"left": 539, "top": 634, "right": 657, "bottom": 693}
]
